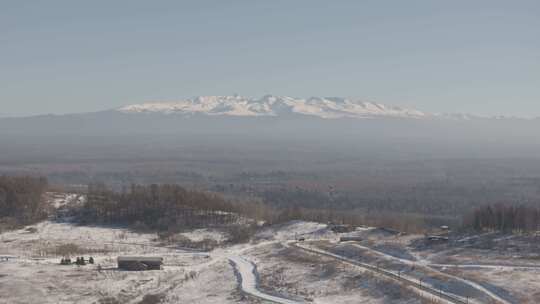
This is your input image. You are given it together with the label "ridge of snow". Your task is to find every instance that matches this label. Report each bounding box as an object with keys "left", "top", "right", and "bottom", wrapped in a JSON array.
[{"left": 117, "top": 95, "right": 429, "bottom": 119}]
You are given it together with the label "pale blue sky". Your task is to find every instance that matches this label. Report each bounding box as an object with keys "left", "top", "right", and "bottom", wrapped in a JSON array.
[{"left": 1, "top": 1, "right": 539, "bottom": 116}]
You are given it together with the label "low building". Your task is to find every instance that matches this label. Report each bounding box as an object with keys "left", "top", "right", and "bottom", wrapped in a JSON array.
[
  {"left": 117, "top": 256, "right": 163, "bottom": 271},
  {"left": 426, "top": 235, "right": 449, "bottom": 242},
  {"left": 339, "top": 236, "right": 363, "bottom": 242},
  {"left": 0, "top": 255, "right": 16, "bottom": 262}
]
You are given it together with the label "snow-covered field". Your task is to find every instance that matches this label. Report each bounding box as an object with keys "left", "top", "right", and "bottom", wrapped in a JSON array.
[
  {"left": 2, "top": 194, "right": 540, "bottom": 304},
  {"left": 0, "top": 217, "right": 414, "bottom": 304},
  {"left": 246, "top": 242, "right": 421, "bottom": 304},
  {"left": 0, "top": 218, "right": 240, "bottom": 304}
]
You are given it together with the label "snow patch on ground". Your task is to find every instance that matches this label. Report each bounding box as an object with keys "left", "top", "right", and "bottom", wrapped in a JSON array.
[
  {"left": 256, "top": 221, "right": 334, "bottom": 242},
  {"left": 179, "top": 228, "right": 227, "bottom": 243}
]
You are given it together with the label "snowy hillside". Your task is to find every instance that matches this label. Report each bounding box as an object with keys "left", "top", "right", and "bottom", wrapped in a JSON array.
[{"left": 117, "top": 95, "right": 428, "bottom": 119}]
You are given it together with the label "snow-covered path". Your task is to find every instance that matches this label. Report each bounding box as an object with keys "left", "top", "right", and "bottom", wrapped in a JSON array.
[{"left": 228, "top": 255, "right": 303, "bottom": 304}]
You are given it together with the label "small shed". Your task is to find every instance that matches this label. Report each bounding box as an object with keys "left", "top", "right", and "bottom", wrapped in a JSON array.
[
  {"left": 378, "top": 227, "right": 401, "bottom": 235},
  {"left": 117, "top": 256, "right": 163, "bottom": 271}
]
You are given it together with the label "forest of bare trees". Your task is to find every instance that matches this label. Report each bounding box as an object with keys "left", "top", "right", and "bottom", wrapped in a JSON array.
[
  {"left": 5, "top": 174, "right": 539, "bottom": 235},
  {"left": 76, "top": 182, "right": 435, "bottom": 234},
  {"left": 467, "top": 204, "right": 540, "bottom": 232},
  {"left": 79, "top": 183, "right": 248, "bottom": 231},
  {"left": 0, "top": 176, "right": 48, "bottom": 229}
]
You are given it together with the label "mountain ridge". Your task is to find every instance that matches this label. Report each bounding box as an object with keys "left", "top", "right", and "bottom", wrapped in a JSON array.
[
  {"left": 117, "top": 95, "right": 428, "bottom": 119},
  {"left": 116, "top": 95, "right": 534, "bottom": 121}
]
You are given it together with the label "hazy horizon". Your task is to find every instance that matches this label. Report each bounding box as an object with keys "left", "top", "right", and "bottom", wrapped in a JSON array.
[
  {"left": 1, "top": 93, "right": 540, "bottom": 119},
  {"left": 1, "top": 1, "right": 539, "bottom": 117}
]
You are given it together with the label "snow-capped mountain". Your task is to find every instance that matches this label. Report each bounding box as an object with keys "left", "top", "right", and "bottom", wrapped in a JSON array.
[
  {"left": 2, "top": 94, "right": 540, "bottom": 162},
  {"left": 117, "top": 95, "right": 428, "bottom": 119}
]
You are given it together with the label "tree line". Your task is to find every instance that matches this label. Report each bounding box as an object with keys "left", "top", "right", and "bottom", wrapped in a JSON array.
[{"left": 0, "top": 175, "right": 467, "bottom": 235}]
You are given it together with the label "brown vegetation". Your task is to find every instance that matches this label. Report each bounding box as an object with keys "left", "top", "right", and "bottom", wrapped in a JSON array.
[
  {"left": 138, "top": 294, "right": 166, "bottom": 304},
  {"left": 43, "top": 243, "right": 110, "bottom": 256},
  {"left": 158, "top": 233, "right": 219, "bottom": 250},
  {"left": 79, "top": 183, "right": 243, "bottom": 231},
  {"left": 77, "top": 182, "right": 433, "bottom": 235},
  {"left": 466, "top": 204, "right": 540, "bottom": 232},
  {"left": 0, "top": 176, "right": 48, "bottom": 230}
]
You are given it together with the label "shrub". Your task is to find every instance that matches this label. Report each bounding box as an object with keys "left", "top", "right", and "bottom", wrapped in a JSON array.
[
  {"left": 227, "top": 225, "right": 256, "bottom": 244},
  {"left": 138, "top": 294, "right": 166, "bottom": 304}
]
